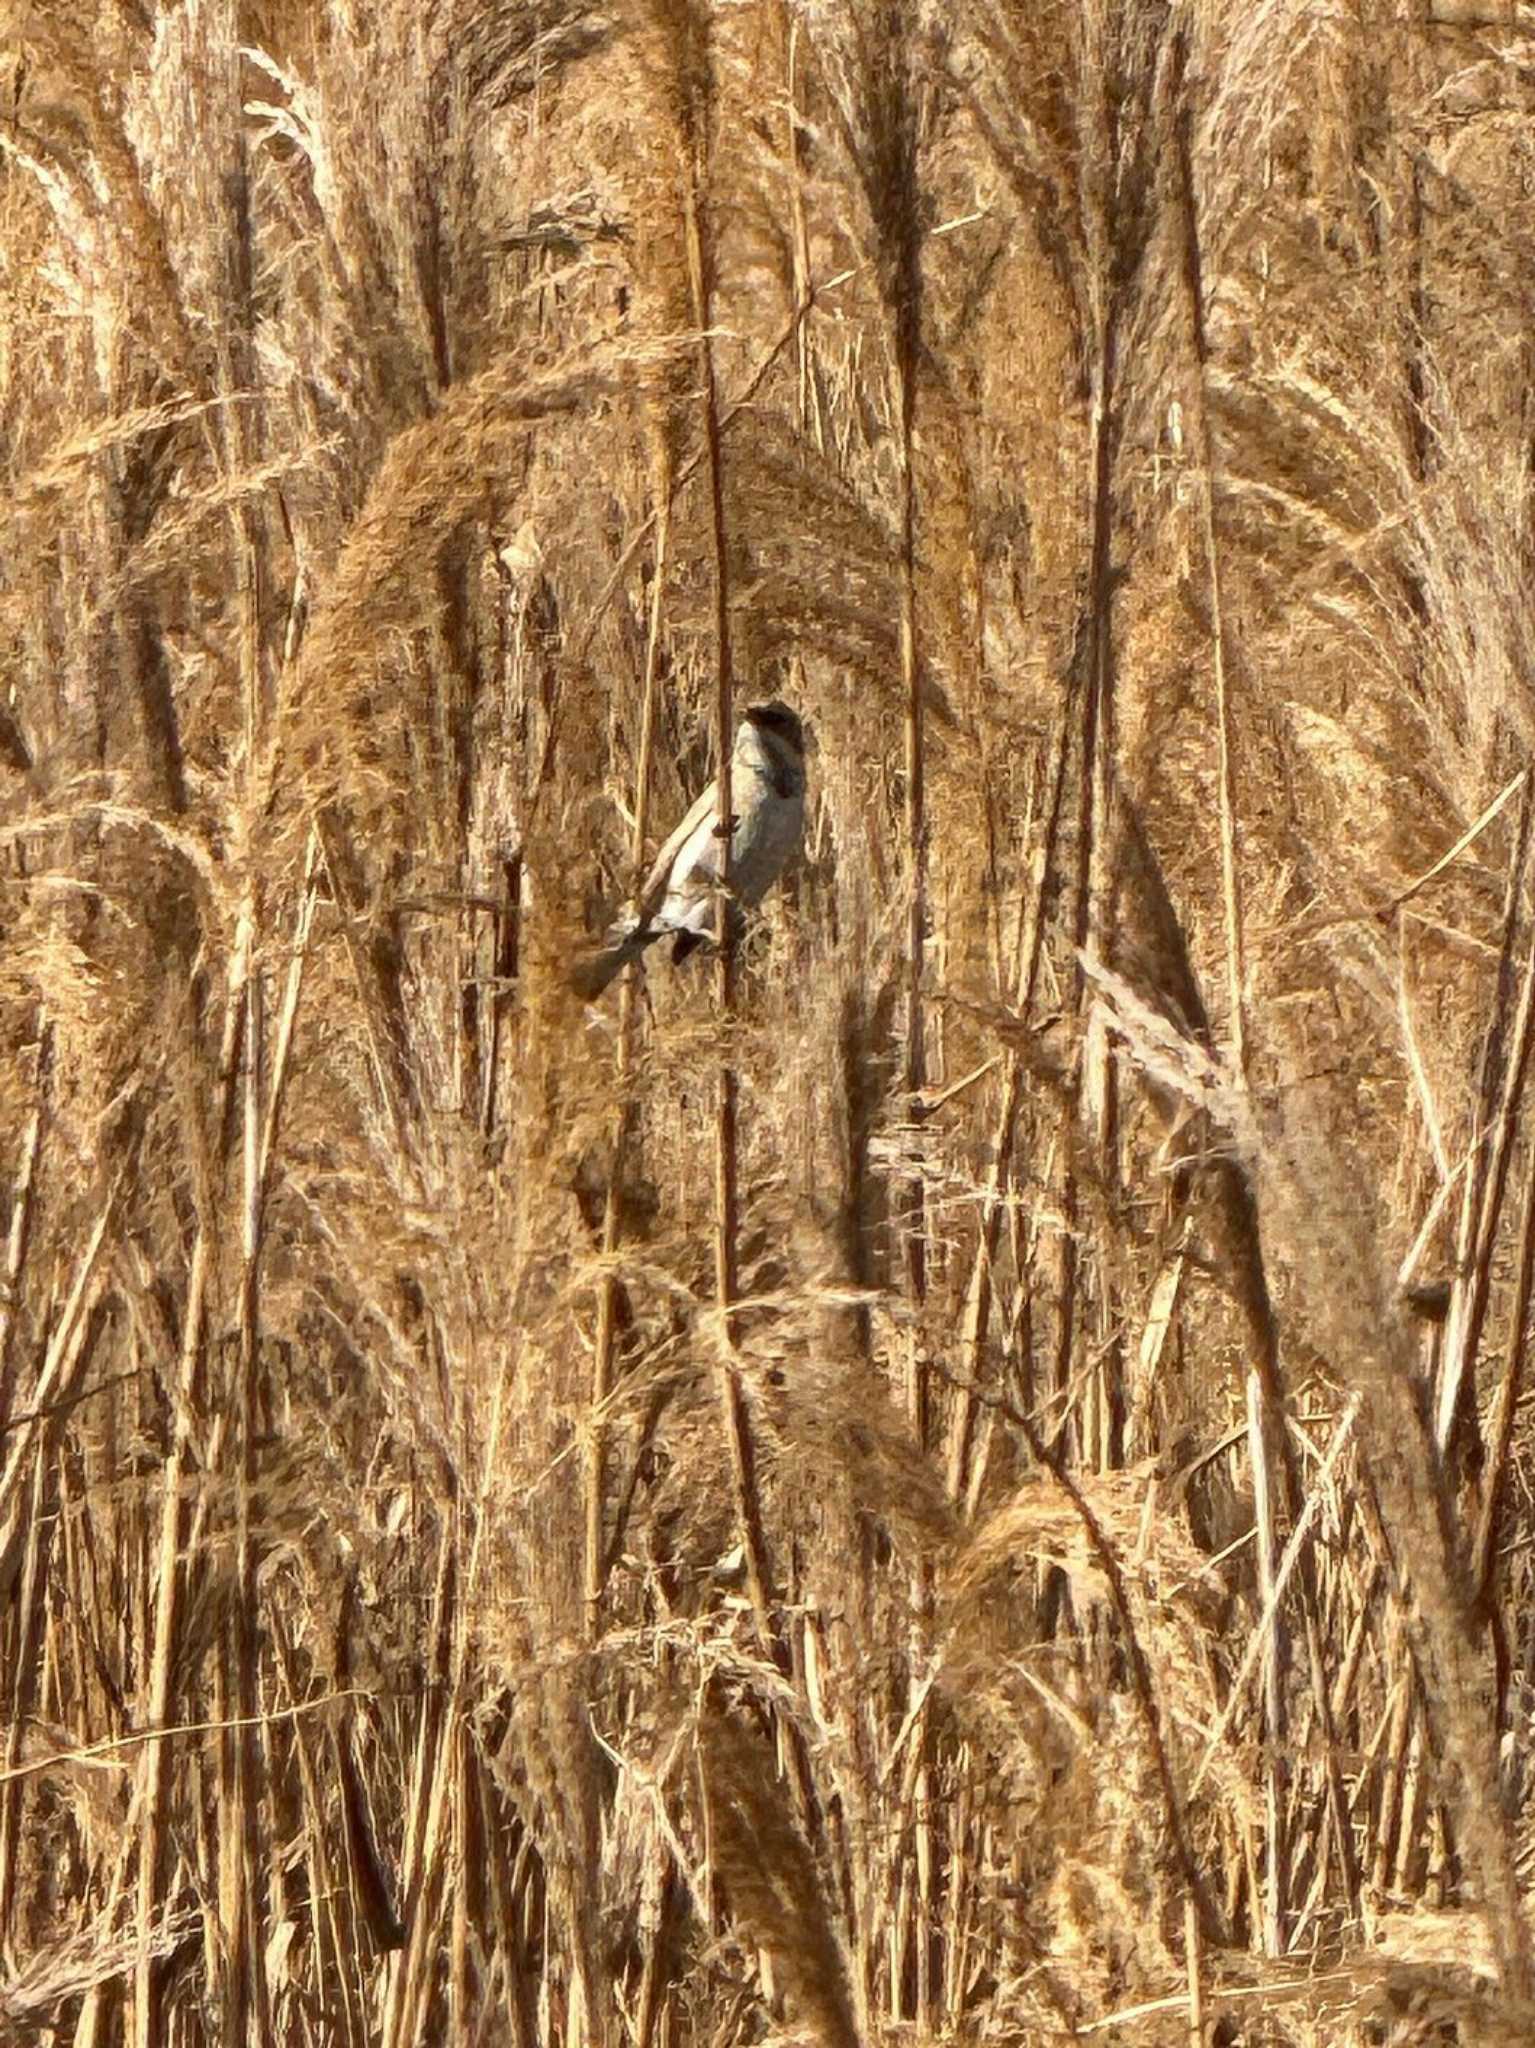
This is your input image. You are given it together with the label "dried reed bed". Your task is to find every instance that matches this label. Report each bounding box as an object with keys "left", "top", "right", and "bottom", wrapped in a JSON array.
[{"left": 3, "top": 2, "right": 1535, "bottom": 2044}]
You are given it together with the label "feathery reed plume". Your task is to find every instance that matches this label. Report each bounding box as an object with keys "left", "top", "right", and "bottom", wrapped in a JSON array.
[{"left": 700, "top": 1708, "right": 861, "bottom": 2048}]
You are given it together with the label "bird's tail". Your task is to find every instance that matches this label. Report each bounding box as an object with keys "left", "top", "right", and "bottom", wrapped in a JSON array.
[{"left": 569, "top": 925, "right": 650, "bottom": 1001}]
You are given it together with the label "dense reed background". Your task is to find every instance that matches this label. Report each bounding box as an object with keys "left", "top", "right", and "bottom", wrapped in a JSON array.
[{"left": 4, "top": 1, "right": 1535, "bottom": 2041}]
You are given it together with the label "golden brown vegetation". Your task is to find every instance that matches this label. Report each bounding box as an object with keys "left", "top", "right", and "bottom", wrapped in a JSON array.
[{"left": 5, "top": 1, "right": 1535, "bottom": 2042}]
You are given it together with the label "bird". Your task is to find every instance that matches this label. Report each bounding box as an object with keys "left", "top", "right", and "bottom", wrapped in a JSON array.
[{"left": 571, "top": 700, "right": 806, "bottom": 1001}]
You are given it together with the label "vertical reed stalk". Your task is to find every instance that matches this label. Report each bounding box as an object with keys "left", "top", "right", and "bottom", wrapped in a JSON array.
[
  {"left": 1437, "top": 799, "right": 1535, "bottom": 1460},
  {"left": 0, "top": 1029, "right": 48, "bottom": 1435},
  {"left": 587, "top": 500, "right": 672, "bottom": 1632},
  {"left": 1171, "top": 39, "right": 1245, "bottom": 1075},
  {"left": 672, "top": 18, "right": 779, "bottom": 1651}
]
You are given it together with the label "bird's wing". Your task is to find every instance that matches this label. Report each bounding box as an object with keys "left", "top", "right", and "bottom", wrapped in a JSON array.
[{"left": 636, "top": 776, "right": 719, "bottom": 928}]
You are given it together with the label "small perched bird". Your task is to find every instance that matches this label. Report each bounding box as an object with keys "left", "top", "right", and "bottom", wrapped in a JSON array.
[{"left": 571, "top": 700, "right": 806, "bottom": 1001}]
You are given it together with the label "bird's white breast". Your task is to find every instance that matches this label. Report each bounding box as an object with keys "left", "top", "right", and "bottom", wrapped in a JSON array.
[{"left": 655, "top": 727, "right": 804, "bottom": 935}]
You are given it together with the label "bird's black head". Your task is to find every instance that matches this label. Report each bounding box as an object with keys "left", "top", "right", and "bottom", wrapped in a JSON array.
[{"left": 744, "top": 700, "right": 805, "bottom": 754}]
